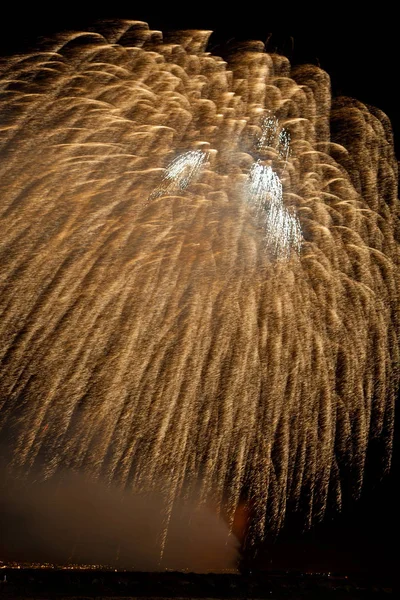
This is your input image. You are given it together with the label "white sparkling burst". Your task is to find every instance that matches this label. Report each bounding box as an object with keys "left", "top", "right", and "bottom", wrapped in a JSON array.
[
  {"left": 246, "top": 160, "right": 301, "bottom": 259},
  {"left": 248, "top": 161, "right": 283, "bottom": 209},
  {"left": 149, "top": 116, "right": 300, "bottom": 261},
  {"left": 151, "top": 150, "right": 207, "bottom": 199}
]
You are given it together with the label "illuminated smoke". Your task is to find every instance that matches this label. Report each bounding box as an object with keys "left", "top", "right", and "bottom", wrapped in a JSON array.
[
  {"left": 0, "top": 469, "right": 238, "bottom": 571},
  {"left": 0, "top": 20, "right": 398, "bottom": 555}
]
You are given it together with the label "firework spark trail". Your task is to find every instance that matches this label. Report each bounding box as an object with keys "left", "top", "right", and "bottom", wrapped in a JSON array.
[{"left": 0, "top": 21, "right": 398, "bottom": 546}]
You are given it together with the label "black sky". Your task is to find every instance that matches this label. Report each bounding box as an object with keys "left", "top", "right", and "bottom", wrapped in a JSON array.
[{"left": 0, "top": 4, "right": 398, "bottom": 579}]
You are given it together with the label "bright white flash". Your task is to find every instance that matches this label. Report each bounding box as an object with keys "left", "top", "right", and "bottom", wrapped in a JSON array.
[
  {"left": 150, "top": 150, "right": 207, "bottom": 199},
  {"left": 245, "top": 116, "right": 302, "bottom": 259},
  {"left": 248, "top": 162, "right": 283, "bottom": 209},
  {"left": 246, "top": 159, "right": 301, "bottom": 259}
]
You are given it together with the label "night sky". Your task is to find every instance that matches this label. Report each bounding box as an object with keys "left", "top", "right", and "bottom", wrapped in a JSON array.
[{"left": 0, "top": 4, "right": 397, "bottom": 579}]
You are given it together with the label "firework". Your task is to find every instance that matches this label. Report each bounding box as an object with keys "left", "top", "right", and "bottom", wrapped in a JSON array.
[{"left": 0, "top": 21, "right": 398, "bottom": 548}]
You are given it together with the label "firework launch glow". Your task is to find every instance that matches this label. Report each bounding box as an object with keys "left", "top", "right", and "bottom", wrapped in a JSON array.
[{"left": 0, "top": 20, "right": 399, "bottom": 551}]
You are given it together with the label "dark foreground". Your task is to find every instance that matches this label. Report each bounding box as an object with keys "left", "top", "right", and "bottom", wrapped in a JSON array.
[{"left": 0, "top": 570, "right": 392, "bottom": 599}]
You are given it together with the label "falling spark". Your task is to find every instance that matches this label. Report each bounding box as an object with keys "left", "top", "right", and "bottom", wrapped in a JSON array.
[{"left": 0, "top": 21, "right": 398, "bottom": 551}]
